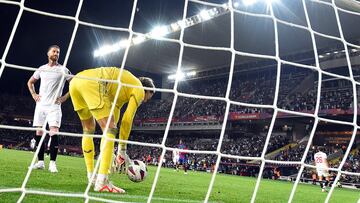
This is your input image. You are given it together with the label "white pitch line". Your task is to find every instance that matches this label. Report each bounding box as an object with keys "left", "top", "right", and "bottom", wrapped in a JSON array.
[{"left": 0, "top": 187, "right": 217, "bottom": 203}]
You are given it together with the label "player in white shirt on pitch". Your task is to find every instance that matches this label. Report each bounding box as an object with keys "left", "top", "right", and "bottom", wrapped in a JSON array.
[
  {"left": 314, "top": 147, "right": 330, "bottom": 192},
  {"left": 27, "top": 45, "right": 72, "bottom": 173},
  {"left": 173, "top": 149, "right": 180, "bottom": 171}
]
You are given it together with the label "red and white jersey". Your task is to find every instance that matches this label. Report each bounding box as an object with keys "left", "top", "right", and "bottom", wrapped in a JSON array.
[
  {"left": 314, "top": 151, "right": 328, "bottom": 169},
  {"left": 33, "top": 64, "right": 71, "bottom": 106}
]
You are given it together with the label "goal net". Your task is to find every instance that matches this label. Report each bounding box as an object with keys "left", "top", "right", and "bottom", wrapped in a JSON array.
[{"left": 0, "top": 0, "right": 359, "bottom": 202}]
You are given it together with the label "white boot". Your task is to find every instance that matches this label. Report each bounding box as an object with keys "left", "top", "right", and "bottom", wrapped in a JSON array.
[
  {"left": 32, "top": 161, "right": 45, "bottom": 170},
  {"left": 48, "top": 161, "right": 58, "bottom": 173}
]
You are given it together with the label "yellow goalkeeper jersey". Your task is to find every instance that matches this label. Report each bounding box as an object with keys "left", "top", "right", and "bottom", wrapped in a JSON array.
[{"left": 70, "top": 67, "right": 144, "bottom": 140}]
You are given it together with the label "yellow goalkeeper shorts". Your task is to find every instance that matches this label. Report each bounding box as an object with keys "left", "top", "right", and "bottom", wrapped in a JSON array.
[{"left": 69, "top": 69, "right": 113, "bottom": 121}]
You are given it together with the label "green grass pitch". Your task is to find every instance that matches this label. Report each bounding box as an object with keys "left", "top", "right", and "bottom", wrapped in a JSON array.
[{"left": 0, "top": 149, "right": 358, "bottom": 203}]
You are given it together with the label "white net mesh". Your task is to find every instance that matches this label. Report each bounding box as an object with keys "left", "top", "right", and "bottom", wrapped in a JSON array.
[{"left": 0, "top": 0, "right": 359, "bottom": 202}]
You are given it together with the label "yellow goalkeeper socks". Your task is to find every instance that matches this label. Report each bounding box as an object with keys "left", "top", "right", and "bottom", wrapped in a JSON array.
[
  {"left": 98, "top": 128, "right": 117, "bottom": 175},
  {"left": 82, "top": 130, "right": 95, "bottom": 173}
]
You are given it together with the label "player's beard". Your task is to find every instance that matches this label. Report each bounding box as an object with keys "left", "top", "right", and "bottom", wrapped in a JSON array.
[{"left": 50, "top": 55, "right": 58, "bottom": 63}]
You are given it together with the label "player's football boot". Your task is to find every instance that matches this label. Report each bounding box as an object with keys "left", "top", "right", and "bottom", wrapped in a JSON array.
[
  {"left": 48, "top": 161, "right": 58, "bottom": 173},
  {"left": 94, "top": 179, "right": 125, "bottom": 193},
  {"left": 32, "top": 161, "right": 45, "bottom": 170}
]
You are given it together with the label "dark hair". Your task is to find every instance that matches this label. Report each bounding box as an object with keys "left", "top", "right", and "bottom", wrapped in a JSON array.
[
  {"left": 48, "top": 45, "right": 60, "bottom": 51},
  {"left": 317, "top": 146, "right": 325, "bottom": 152},
  {"left": 139, "top": 77, "right": 155, "bottom": 93}
]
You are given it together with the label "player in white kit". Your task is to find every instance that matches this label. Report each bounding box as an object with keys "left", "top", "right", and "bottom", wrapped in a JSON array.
[
  {"left": 27, "top": 45, "right": 72, "bottom": 173},
  {"left": 314, "top": 147, "right": 330, "bottom": 192},
  {"left": 173, "top": 149, "right": 180, "bottom": 171}
]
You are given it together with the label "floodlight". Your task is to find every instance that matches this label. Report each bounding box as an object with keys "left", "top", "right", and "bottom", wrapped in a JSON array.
[
  {"left": 177, "top": 20, "right": 186, "bottom": 29},
  {"left": 118, "top": 39, "right": 130, "bottom": 48},
  {"left": 168, "top": 71, "right": 185, "bottom": 80},
  {"left": 199, "top": 10, "right": 211, "bottom": 21},
  {"left": 186, "top": 71, "right": 196, "bottom": 76},
  {"left": 132, "top": 35, "right": 146, "bottom": 45},
  {"left": 93, "top": 44, "right": 118, "bottom": 57},
  {"left": 150, "top": 26, "right": 169, "bottom": 38}
]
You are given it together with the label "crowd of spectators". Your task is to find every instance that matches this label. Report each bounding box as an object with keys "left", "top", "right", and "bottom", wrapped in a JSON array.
[
  {"left": 135, "top": 67, "right": 356, "bottom": 121},
  {"left": 0, "top": 65, "right": 356, "bottom": 124}
]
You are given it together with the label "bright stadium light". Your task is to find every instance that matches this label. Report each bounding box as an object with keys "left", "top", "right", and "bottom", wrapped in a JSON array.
[
  {"left": 132, "top": 35, "right": 146, "bottom": 45},
  {"left": 118, "top": 39, "right": 130, "bottom": 47},
  {"left": 93, "top": 3, "right": 230, "bottom": 58},
  {"left": 168, "top": 71, "right": 185, "bottom": 80},
  {"left": 199, "top": 10, "right": 211, "bottom": 21},
  {"left": 186, "top": 71, "right": 196, "bottom": 76},
  {"left": 94, "top": 44, "right": 120, "bottom": 57},
  {"left": 170, "top": 22, "right": 180, "bottom": 31},
  {"left": 177, "top": 20, "right": 186, "bottom": 29},
  {"left": 150, "top": 26, "right": 169, "bottom": 39},
  {"left": 222, "top": 3, "right": 229, "bottom": 8}
]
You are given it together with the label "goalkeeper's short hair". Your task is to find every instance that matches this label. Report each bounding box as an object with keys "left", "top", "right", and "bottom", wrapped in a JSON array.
[{"left": 139, "top": 77, "right": 155, "bottom": 93}]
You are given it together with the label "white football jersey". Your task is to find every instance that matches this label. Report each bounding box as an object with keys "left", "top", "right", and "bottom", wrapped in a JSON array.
[
  {"left": 33, "top": 64, "right": 71, "bottom": 106},
  {"left": 314, "top": 151, "right": 327, "bottom": 169}
]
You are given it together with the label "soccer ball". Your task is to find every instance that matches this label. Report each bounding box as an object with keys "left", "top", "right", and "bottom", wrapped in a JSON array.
[{"left": 127, "top": 160, "right": 148, "bottom": 182}]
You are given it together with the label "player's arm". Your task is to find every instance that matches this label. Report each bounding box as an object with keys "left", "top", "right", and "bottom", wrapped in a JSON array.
[
  {"left": 56, "top": 92, "right": 70, "bottom": 104},
  {"left": 27, "top": 76, "right": 40, "bottom": 102},
  {"left": 56, "top": 70, "right": 72, "bottom": 104},
  {"left": 119, "top": 96, "right": 139, "bottom": 151}
]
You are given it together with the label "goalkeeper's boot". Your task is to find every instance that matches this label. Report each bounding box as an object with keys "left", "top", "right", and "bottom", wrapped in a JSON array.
[
  {"left": 48, "top": 161, "right": 58, "bottom": 173},
  {"left": 32, "top": 161, "right": 45, "bottom": 170},
  {"left": 94, "top": 178, "right": 125, "bottom": 193}
]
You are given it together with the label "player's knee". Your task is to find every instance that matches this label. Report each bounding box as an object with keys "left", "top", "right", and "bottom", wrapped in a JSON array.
[
  {"left": 83, "top": 128, "right": 95, "bottom": 135},
  {"left": 97, "top": 117, "right": 116, "bottom": 131},
  {"left": 49, "top": 128, "right": 59, "bottom": 136},
  {"left": 107, "top": 128, "right": 118, "bottom": 136},
  {"left": 105, "top": 128, "right": 117, "bottom": 142},
  {"left": 100, "top": 128, "right": 117, "bottom": 149},
  {"left": 36, "top": 130, "right": 44, "bottom": 136}
]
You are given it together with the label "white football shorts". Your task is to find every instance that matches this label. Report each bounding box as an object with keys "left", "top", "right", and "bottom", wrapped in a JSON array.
[
  {"left": 173, "top": 156, "right": 179, "bottom": 163},
  {"left": 316, "top": 168, "right": 330, "bottom": 177},
  {"left": 33, "top": 105, "right": 62, "bottom": 127}
]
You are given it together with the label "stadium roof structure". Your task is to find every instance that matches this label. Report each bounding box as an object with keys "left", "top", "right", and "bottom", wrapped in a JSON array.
[{"left": 116, "top": 0, "right": 360, "bottom": 75}]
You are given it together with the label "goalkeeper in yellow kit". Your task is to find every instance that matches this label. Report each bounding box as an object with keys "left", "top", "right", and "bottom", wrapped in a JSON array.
[{"left": 69, "top": 67, "right": 154, "bottom": 193}]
